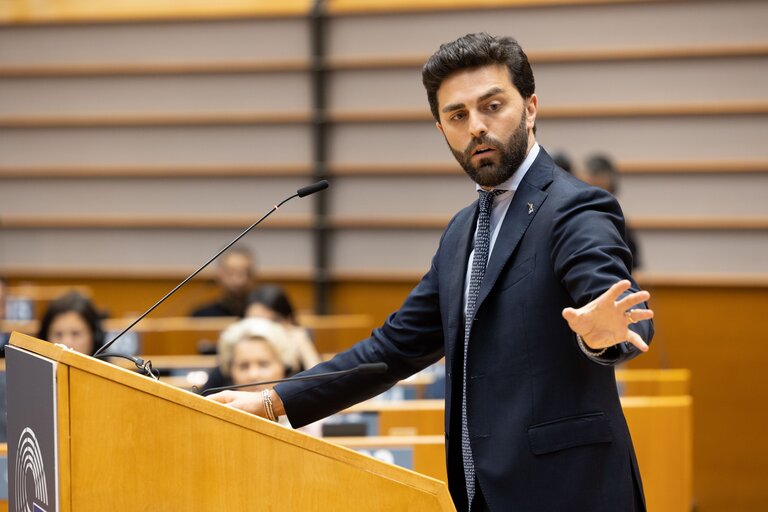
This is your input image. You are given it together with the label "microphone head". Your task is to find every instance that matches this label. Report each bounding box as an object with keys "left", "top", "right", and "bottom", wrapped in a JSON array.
[
  {"left": 356, "top": 362, "right": 389, "bottom": 374},
  {"left": 297, "top": 180, "right": 329, "bottom": 198}
]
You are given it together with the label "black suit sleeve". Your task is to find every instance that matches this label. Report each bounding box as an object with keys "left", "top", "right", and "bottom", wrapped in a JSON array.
[
  {"left": 550, "top": 185, "right": 654, "bottom": 365},
  {"left": 274, "top": 222, "right": 455, "bottom": 427}
]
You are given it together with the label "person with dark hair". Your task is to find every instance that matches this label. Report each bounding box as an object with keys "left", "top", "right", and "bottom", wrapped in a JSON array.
[
  {"left": 191, "top": 246, "right": 255, "bottom": 318},
  {"left": 0, "top": 276, "right": 6, "bottom": 440},
  {"left": 550, "top": 150, "right": 573, "bottom": 174},
  {"left": 245, "top": 285, "right": 297, "bottom": 324},
  {"left": 0, "top": 277, "right": 9, "bottom": 352},
  {"left": 37, "top": 291, "right": 105, "bottom": 355},
  {"left": 210, "top": 33, "right": 653, "bottom": 512},
  {"left": 245, "top": 285, "right": 321, "bottom": 371},
  {"left": 583, "top": 153, "right": 642, "bottom": 269}
]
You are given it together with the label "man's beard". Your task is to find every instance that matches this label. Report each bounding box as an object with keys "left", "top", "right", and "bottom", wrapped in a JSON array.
[{"left": 450, "top": 113, "right": 529, "bottom": 188}]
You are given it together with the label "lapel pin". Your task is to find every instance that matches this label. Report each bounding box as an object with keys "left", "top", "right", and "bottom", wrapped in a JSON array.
[{"left": 527, "top": 202, "right": 534, "bottom": 215}]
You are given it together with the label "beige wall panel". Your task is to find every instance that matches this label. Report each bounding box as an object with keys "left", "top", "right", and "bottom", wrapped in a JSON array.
[
  {"left": 0, "top": 228, "right": 313, "bottom": 270},
  {"left": 534, "top": 57, "right": 768, "bottom": 106},
  {"left": 330, "top": 229, "right": 442, "bottom": 271},
  {"left": 533, "top": 115, "right": 768, "bottom": 163},
  {"left": 328, "top": 228, "right": 767, "bottom": 275},
  {"left": 328, "top": 68, "right": 426, "bottom": 111},
  {"left": 637, "top": 230, "right": 768, "bottom": 274},
  {"left": 619, "top": 174, "right": 768, "bottom": 218},
  {"left": 328, "top": 122, "right": 457, "bottom": 164},
  {"left": 0, "top": 73, "right": 311, "bottom": 116},
  {"left": 321, "top": 173, "right": 768, "bottom": 219},
  {"left": 0, "top": 177, "right": 314, "bottom": 215},
  {"left": 327, "top": 175, "right": 471, "bottom": 216},
  {"left": 327, "top": 1, "right": 768, "bottom": 59},
  {"left": 329, "top": 116, "right": 768, "bottom": 165},
  {"left": 329, "top": 57, "right": 768, "bottom": 111},
  {"left": 0, "top": 19, "right": 309, "bottom": 66},
  {"left": 0, "top": 125, "right": 311, "bottom": 166}
]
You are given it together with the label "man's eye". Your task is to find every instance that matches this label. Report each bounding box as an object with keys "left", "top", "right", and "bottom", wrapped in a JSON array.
[
  {"left": 487, "top": 102, "right": 501, "bottom": 111},
  {"left": 451, "top": 112, "right": 466, "bottom": 121}
]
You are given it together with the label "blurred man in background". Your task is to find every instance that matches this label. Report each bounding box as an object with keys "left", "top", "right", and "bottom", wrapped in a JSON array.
[
  {"left": 190, "top": 246, "right": 256, "bottom": 318},
  {"left": 582, "top": 153, "right": 642, "bottom": 270},
  {"left": 0, "top": 277, "right": 8, "bottom": 352}
]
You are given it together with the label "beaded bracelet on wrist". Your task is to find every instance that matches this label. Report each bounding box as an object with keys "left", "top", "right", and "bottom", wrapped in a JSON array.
[
  {"left": 576, "top": 333, "right": 608, "bottom": 357},
  {"left": 262, "top": 389, "right": 278, "bottom": 422}
]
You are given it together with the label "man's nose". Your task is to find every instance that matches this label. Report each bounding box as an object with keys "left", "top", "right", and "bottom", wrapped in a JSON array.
[{"left": 469, "top": 113, "right": 488, "bottom": 139}]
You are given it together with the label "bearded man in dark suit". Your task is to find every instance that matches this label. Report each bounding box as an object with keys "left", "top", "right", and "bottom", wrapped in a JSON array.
[{"left": 211, "top": 33, "right": 654, "bottom": 512}]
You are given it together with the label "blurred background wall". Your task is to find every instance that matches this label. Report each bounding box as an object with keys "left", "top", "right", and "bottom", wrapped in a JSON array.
[{"left": 0, "top": 0, "right": 767, "bottom": 509}]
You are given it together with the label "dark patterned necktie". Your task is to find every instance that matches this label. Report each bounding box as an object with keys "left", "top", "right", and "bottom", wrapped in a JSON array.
[{"left": 462, "top": 188, "right": 504, "bottom": 510}]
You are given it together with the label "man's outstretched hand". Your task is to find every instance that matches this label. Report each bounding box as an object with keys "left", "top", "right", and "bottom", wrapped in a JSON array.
[{"left": 562, "top": 280, "right": 653, "bottom": 353}]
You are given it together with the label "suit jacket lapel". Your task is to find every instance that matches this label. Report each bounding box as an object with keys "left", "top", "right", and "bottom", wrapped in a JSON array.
[{"left": 475, "top": 152, "right": 554, "bottom": 312}]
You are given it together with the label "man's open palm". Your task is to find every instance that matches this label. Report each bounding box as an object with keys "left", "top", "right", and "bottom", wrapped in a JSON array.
[{"left": 562, "top": 280, "right": 653, "bottom": 352}]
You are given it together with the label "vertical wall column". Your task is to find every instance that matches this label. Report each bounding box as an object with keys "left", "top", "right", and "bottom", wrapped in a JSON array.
[{"left": 310, "top": 0, "right": 330, "bottom": 313}]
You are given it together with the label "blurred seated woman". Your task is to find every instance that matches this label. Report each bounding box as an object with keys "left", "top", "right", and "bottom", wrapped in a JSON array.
[
  {"left": 202, "top": 317, "right": 322, "bottom": 437},
  {"left": 37, "top": 291, "right": 105, "bottom": 355},
  {"left": 245, "top": 285, "right": 321, "bottom": 371}
]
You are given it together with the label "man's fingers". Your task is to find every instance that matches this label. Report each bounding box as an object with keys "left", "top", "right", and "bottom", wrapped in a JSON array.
[
  {"left": 207, "top": 391, "right": 234, "bottom": 404},
  {"left": 604, "top": 280, "right": 632, "bottom": 302},
  {"left": 207, "top": 390, "right": 265, "bottom": 415},
  {"left": 626, "top": 308, "right": 654, "bottom": 323},
  {"left": 626, "top": 330, "right": 649, "bottom": 352},
  {"left": 616, "top": 290, "right": 650, "bottom": 311}
]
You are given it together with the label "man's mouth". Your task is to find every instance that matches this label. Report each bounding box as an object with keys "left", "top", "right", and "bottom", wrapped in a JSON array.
[{"left": 472, "top": 146, "right": 496, "bottom": 158}]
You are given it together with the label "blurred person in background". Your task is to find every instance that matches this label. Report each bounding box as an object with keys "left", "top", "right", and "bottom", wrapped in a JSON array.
[
  {"left": 550, "top": 150, "right": 573, "bottom": 174},
  {"left": 191, "top": 246, "right": 256, "bottom": 318},
  {"left": 245, "top": 284, "right": 321, "bottom": 371},
  {"left": 0, "top": 277, "right": 6, "bottom": 440},
  {"left": 37, "top": 291, "right": 105, "bottom": 355},
  {"left": 582, "top": 153, "right": 642, "bottom": 270},
  {"left": 202, "top": 317, "right": 322, "bottom": 437},
  {"left": 0, "top": 276, "right": 8, "bottom": 352}
]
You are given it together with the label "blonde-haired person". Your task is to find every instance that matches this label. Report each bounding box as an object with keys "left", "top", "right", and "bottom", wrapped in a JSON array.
[{"left": 202, "top": 317, "right": 322, "bottom": 437}]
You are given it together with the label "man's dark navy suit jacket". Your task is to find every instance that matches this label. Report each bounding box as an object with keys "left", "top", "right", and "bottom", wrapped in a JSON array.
[{"left": 276, "top": 148, "right": 653, "bottom": 511}]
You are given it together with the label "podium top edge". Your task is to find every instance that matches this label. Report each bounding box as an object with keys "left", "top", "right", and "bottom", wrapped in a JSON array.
[{"left": 9, "top": 331, "right": 69, "bottom": 360}]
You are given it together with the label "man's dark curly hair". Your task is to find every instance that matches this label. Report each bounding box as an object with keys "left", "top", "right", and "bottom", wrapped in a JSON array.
[{"left": 422, "top": 33, "right": 535, "bottom": 122}]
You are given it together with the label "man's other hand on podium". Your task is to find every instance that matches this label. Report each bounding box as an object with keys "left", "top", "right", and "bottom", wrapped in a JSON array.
[{"left": 208, "top": 388, "right": 286, "bottom": 420}]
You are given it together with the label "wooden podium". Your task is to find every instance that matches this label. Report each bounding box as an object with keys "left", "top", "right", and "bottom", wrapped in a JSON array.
[{"left": 5, "top": 333, "right": 455, "bottom": 511}]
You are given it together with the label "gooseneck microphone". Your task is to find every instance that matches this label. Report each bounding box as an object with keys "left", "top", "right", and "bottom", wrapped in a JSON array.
[
  {"left": 200, "top": 362, "right": 389, "bottom": 396},
  {"left": 93, "top": 180, "right": 329, "bottom": 361},
  {"left": 297, "top": 180, "right": 329, "bottom": 197}
]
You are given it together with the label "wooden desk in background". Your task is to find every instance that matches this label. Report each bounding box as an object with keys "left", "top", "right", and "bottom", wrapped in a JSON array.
[
  {"left": 1, "top": 313, "right": 373, "bottom": 355},
  {"left": 120, "top": 358, "right": 690, "bottom": 400},
  {"left": 332, "top": 435, "right": 447, "bottom": 483},
  {"left": 337, "top": 395, "right": 692, "bottom": 512}
]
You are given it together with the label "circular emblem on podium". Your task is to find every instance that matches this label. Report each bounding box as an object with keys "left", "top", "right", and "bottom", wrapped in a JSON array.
[{"left": 14, "top": 427, "right": 49, "bottom": 512}]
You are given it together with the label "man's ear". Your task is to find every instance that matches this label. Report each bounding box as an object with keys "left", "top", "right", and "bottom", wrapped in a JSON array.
[
  {"left": 525, "top": 94, "right": 538, "bottom": 131},
  {"left": 435, "top": 121, "right": 444, "bottom": 136}
]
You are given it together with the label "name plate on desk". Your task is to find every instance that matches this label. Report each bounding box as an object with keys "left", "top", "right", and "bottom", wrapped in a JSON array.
[{"left": 6, "top": 345, "right": 59, "bottom": 512}]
